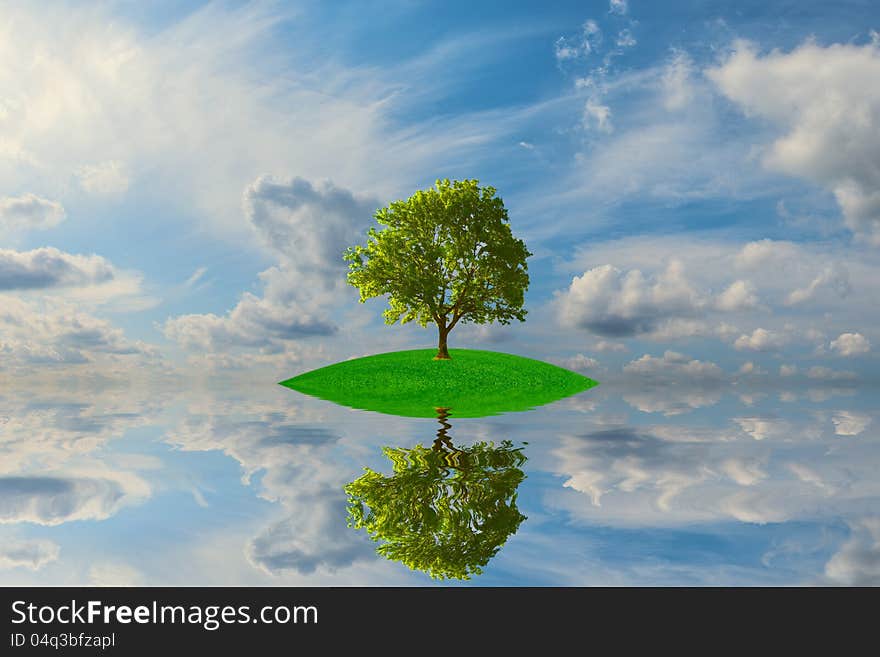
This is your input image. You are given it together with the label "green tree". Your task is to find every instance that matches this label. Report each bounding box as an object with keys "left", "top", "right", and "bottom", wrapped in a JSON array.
[
  {"left": 344, "top": 410, "right": 527, "bottom": 580},
  {"left": 344, "top": 179, "right": 531, "bottom": 359}
]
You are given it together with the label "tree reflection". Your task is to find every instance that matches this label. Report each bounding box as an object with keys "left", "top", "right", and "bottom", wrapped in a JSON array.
[{"left": 345, "top": 408, "right": 527, "bottom": 580}]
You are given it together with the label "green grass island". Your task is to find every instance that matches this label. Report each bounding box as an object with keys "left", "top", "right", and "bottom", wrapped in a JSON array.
[{"left": 279, "top": 348, "right": 599, "bottom": 418}]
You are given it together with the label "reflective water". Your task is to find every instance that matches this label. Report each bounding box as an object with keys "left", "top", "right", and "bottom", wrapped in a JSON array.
[{"left": 1, "top": 375, "right": 877, "bottom": 585}]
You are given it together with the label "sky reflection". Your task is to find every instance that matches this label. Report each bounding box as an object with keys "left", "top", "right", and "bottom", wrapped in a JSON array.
[{"left": 0, "top": 375, "right": 877, "bottom": 586}]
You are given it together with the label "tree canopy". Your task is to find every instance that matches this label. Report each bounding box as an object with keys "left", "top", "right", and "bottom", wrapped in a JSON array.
[
  {"left": 345, "top": 427, "right": 527, "bottom": 580},
  {"left": 344, "top": 179, "right": 530, "bottom": 359}
]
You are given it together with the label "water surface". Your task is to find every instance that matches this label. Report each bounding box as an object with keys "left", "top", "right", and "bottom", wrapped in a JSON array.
[{"left": 1, "top": 375, "right": 877, "bottom": 585}]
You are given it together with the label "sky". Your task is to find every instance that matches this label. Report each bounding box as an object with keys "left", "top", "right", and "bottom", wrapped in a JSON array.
[{"left": 1, "top": 0, "right": 879, "bottom": 384}]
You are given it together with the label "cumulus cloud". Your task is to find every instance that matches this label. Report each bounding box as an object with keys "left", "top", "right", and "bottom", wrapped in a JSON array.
[
  {"left": 561, "top": 236, "right": 880, "bottom": 365},
  {"left": 734, "top": 328, "right": 787, "bottom": 352},
  {"left": 0, "top": 248, "right": 115, "bottom": 291},
  {"left": 830, "top": 332, "right": 871, "bottom": 357},
  {"left": 785, "top": 264, "right": 850, "bottom": 306},
  {"left": 824, "top": 517, "right": 880, "bottom": 585},
  {"left": 162, "top": 269, "right": 338, "bottom": 352},
  {"left": 734, "top": 239, "right": 800, "bottom": 270},
  {"left": 707, "top": 40, "right": 880, "bottom": 244},
  {"left": 557, "top": 353, "right": 601, "bottom": 372},
  {"left": 621, "top": 351, "right": 723, "bottom": 415},
  {"left": 0, "top": 194, "right": 65, "bottom": 233},
  {"left": 0, "top": 539, "right": 60, "bottom": 570},
  {"left": 551, "top": 428, "right": 714, "bottom": 512},
  {"left": 164, "top": 176, "right": 378, "bottom": 358},
  {"left": 247, "top": 494, "right": 373, "bottom": 575},
  {"left": 807, "top": 366, "right": 858, "bottom": 381},
  {"left": 609, "top": 0, "right": 628, "bottom": 15},
  {"left": 548, "top": 398, "right": 880, "bottom": 533},
  {"left": 166, "top": 397, "right": 377, "bottom": 577},
  {"left": 593, "top": 340, "right": 628, "bottom": 352},
  {"left": 624, "top": 351, "right": 723, "bottom": 380},
  {"left": 557, "top": 260, "right": 703, "bottom": 337},
  {"left": 0, "top": 295, "right": 157, "bottom": 370},
  {"left": 831, "top": 411, "right": 872, "bottom": 436},
  {"left": 716, "top": 280, "right": 758, "bottom": 311},
  {"left": 0, "top": 380, "right": 172, "bottom": 542},
  {"left": 244, "top": 175, "right": 378, "bottom": 277},
  {"left": 0, "top": 475, "right": 148, "bottom": 525},
  {"left": 734, "top": 417, "right": 788, "bottom": 441}
]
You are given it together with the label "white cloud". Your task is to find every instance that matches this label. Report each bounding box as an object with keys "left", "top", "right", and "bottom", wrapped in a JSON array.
[
  {"left": 734, "top": 417, "right": 788, "bottom": 441},
  {"left": 583, "top": 98, "right": 613, "bottom": 133},
  {"left": 0, "top": 474, "right": 148, "bottom": 525},
  {"left": 661, "top": 51, "right": 695, "bottom": 111},
  {"left": 707, "top": 39, "right": 880, "bottom": 244},
  {"left": 785, "top": 264, "right": 850, "bottom": 306},
  {"left": 830, "top": 332, "right": 871, "bottom": 357},
  {"left": 716, "top": 280, "right": 758, "bottom": 311},
  {"left": 557, "top": 353, "right": 601, "bottom": 372},
  {"left": 184, "top": 267, "right": 207, "bottom": 288},
  {"left": 244, "top": 175, "right": 378, "bottom": 277},
  {"left": 717, "top": 490, "right": 789, "bottom": 524},
  {"left": 824, "top": 517, "right": 880, "bottom": 585},
  {"left": 557, "top": 260, "right": 703, "bottom": 337},
  {"left": 623, "top": 386, "right": 722, "bottom": 416},
  {"left": 548, "top": 408, "right": 880, "bottom": 532},
  {"left": 247, "top": 496, "right": 374, "bottom": 575},
  {"left": 734, "top": 328, "right": 787, "bottom": 352},
  {"left": 0, "top": 247, "right": 115, "bottom": 291},
  {"left": 734, "top": 239, "right": 800, "bottom": 270},
  {"left": 620, "top": 351, "right": 724, "bottom": 415},
  {"left": 555, "top": 19, "right": 604, "bottom": 65},
  {"left": 165, "top": 396, "right": 377, "bottom": 577},
  {"left": 0, "top": 295, "right": 158, "bottom": 371},
  {"left": 164, "top": 176, "right": 377, "bottom": 358},
  {"left": 720, "top": 458, "right": 767, "bottom": 486},
  {"left": 561, "top": 236, "right": 880, "bottom": 364},
  {"left": 0, "top": 3, "right": 512, "bottom": 243},
  {"left": 555, "top": 37, "right": 580, "bottom": 61},
  {"left": 89, "top": 563, "right": 142, "bottom": 587},
  {"left": 593, "top": 340, "right": 628, "bottom": 352},
  {"left": 807, "top": 366, "right": 858, "bottom": 381},
  {"left": 780, "top": 364, "right": 798, "bottom": 377},
  {"left": 616, "top": 29, "right": 636, "bottom": 48},
  {"left": 623, "top": 351, "right": 723, "bottom": 380},
  {"left": 736, "top": 361, "right": 764, "bottom": 376},
  {"left": 831, "top": 411, "right": 872, "bottom": 436},
  {"left": 0, "top": 539, "right": 60, "bottom": 570},
  {"left": 609, "top": 0, "right": 628, "bottom": 15},
  {"left": 787, "top": 462, "right": 834, "bottom": 493},
  {"left": 75, "top": 160, "right": 129, "bottom": 197},
  {"left": 0, "top": 194, "right": 65, "bottom": 233}
]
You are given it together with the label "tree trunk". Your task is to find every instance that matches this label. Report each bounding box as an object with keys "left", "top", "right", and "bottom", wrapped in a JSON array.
[{"left": 435, "top": 325, "right": 451, "bottom": 360}]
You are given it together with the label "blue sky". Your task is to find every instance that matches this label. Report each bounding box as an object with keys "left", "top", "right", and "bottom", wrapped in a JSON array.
[{"left": 1, "top": 0, "right": 879, "bottom": 382}]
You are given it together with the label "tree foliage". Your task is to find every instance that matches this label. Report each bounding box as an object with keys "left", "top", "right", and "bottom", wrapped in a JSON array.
[
  {"left": 344, "top": 179, "right": 530, "bottom": 358},
  {"left": 345, "top": 438, "right": 528, "bottom": 580}
]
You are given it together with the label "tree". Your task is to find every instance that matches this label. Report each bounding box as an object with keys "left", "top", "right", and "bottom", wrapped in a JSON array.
[
  {"left": 344, "top": 179, "right": 531, "bottom": 359},
  {"left": 344, "top": 410, "right": 528, "bottom": 580}
]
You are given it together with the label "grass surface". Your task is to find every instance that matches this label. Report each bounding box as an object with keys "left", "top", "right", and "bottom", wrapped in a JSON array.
[{"left": 279, "top": 349, "right": 599, "bottom": 418}]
